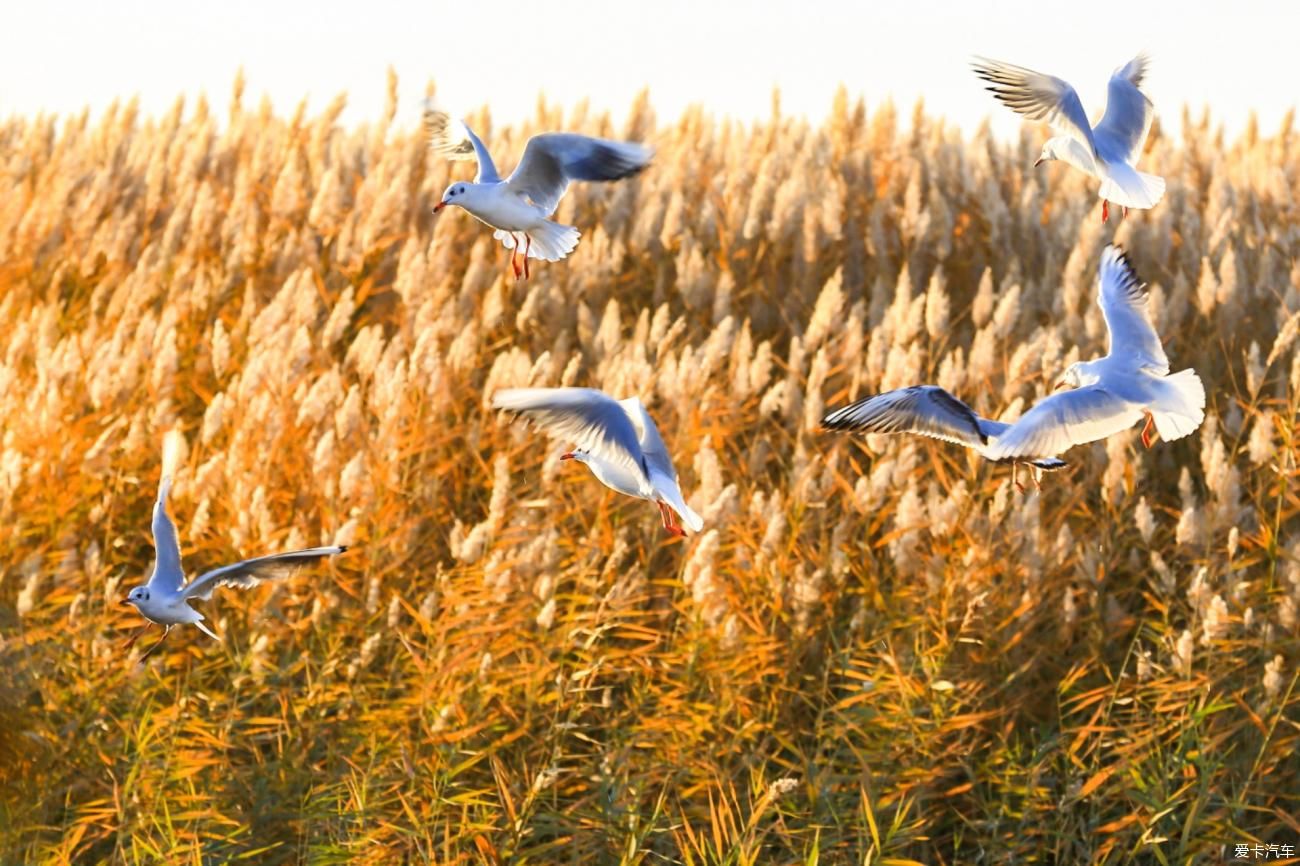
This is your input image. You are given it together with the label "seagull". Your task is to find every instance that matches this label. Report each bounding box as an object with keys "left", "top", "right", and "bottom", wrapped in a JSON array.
[
  {"left": 823, "top": 246, "right": 1204, "bottom": 489},
  {"left": 426, "top": 105, "right": 652, "bottom": 280},
  {"left": 972, "top": 53, "right": 1164, "bottom": 223},
  {"left": 492, "top": 387, "right": 703, "bottom": 536},
  {"left": 121, "top": 475, "right": 348, "bottom": 661},
  {"left": 823, "top": 386, "right": 1069, "bottom": 491}
]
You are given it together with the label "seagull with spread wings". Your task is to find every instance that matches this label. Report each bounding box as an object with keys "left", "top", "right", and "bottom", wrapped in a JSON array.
[
  {"left": 493, "top": 387, "right": 703, "bottom": 536},
  {"left": 121, "top": 475, "right": 347, "bottom": 661},
  {"left": 822, "top": 246, "right": 1204, "bottom": 489},
  {"left": 972, "top": 53, "right": 1164, "bottom": 222},
  {"left": 426, "top": 105, "right": 652, "bottom": 280}
]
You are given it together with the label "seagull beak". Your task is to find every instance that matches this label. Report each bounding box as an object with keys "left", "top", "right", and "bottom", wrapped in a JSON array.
[
  {"left": 433, "top": 201, "right": 446, "bottom": 213},
  {"left": 121, "top": 598, "right": 133, "bottom": 606},
  {"left": 559, "top": 452, "right": 576, "bottom": 461},
  {"left": 1053, "top": 378, "right": 1068, "bottom": 391},
  {"left": 1033, "top": 157, "right": 1045, "bottom": 168}
]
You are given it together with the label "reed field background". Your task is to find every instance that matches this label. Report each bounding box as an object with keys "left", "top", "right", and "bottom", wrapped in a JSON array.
[{"left": 1, "top": 72, "right": 1298, "bottom": 863}]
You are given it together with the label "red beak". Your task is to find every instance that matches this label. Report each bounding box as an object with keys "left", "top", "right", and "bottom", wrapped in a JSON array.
[
  {"left": 121, "top": 598, "right": 132, "bottom": 605},
  {"left": 433, "top": 202, "right": 446, "bottom": 213},
  {"left": 1033, "top": 158, "right": 1044, "bottom": 167},
  {"left": 559, "top": 452, "right": 576, "bottom": 461}
]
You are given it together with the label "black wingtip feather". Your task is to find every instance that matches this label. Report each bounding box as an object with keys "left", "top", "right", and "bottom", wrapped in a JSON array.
[{"left": 1104, "top": 244, "right": 1145, "bottom": 298}]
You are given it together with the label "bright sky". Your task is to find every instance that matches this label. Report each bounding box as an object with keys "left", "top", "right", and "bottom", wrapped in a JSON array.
[{"left": 3, "top": 0, "right": 1296, "bottom": 140}]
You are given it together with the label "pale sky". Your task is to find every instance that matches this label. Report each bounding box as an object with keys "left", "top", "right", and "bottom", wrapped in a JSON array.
[{"left": 3, "top": 0, "right": 1296, "bottom": 139}]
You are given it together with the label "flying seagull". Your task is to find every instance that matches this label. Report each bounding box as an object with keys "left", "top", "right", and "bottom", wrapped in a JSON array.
[
  {"left": 972, "top": 53, "right": 1164, "bottom": 222},
  {"left": 823, "top": 246, "right": 1204, "bottom": 488},
  {"left": 492, "top": 387, "right": 703, "bottom": 536},
  {"left": 426, "top": 105, "right": 652, "bottom": 280},
  {"left": 122, "top": 475, "right": 348, "bottom": 661}
]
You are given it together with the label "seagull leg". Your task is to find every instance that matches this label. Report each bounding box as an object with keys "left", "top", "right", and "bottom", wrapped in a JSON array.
[
  {"left": 509, "top": 235, "right": 523, "bottom": 280},
  {"left": 523, "top": 235, "right": 532, "bottom": 280},
  {"left": 657, "top": 501, "right": 686, "bottom": 537},
  {"left": 1012, "top": 462, "right": 1026, "bottom": 494},
  {"left": 138, "top": 625, "right": 172, "bottom": 663},
  {"left": 122, "top": 623, "right": 151, "bottom": 649},
  {"left": 1032, "top": 466, "right": 1043, "bottom": 491},
  {"left": 1101, "top": 200, "right": 1110, "bottom": 223},
  {"left": 1122, "top": 205, "right": 1129, "bottom": 219},
  {"left": 657, "top": 501, "right": 675, "bottom": 533},
  {"left": 1141, "top": 412, "right": 1156, "bottom": 449}
]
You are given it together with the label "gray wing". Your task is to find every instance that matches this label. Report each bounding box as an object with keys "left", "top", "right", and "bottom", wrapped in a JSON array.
[
  {"left": 146, "top": 475, "right": 185, "bottom": 593},
  {"left": 983, "top": 387, "right": 1145, "bottom": 461},
  {"left": 1094, "top": 53, "right": 1154, "bottom": 164},
  {"left": 1097, "top": 245, "right": 1168, "bottom": 374},
  {"left": 821, "top": 386, "right": 991, "bottom": 449},
  {"left": 972, "top": 56, "right": 1097, "bottom": 156},
  {"left": 493, "top": 387, "right": 655, "bottom": 495},
  {"left": 423, "top": 103, "right": 500, "bottom": 183},
  {"left": 506, "top": 133, "right": 652, "bottom": 215},
  {"left": 180, "top": 546, "right": 347, "bottom": 602},
  {"left": 618, "top": 397, "right": 677, "bottom": 481}
]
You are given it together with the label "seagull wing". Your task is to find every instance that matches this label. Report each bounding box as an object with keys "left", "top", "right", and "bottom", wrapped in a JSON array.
[
  {"left": 983, "top": 386, "right": 1145, "bottom": 461},
  {"left": 506, "top": 133, "right": 652, "bottom": 215},
  {"left": 1094, "top": 53, "right": 1154, "bottom": 164},
  {"left": 1098, "top": 245, "right": 1168, "bottom": 374},
  {"left": 146, "top": 476, "right": 185, "bottom": 593},
  {"left": 493, "top": 387, "right": 655, "bottom": 495},
  {"left": 180, "top": 546, "right": 347, "bottom": 602},
  {"left": 424, "top": 103, "right": 500, "bottom": 183},
  {"left": 821, "top": 386, "right": 991, "bottom": 449},
  {"left": 619, "top": 397, "right": 678, "bottom": 482},
  {"left": 972, "top": 56, "right": 1097, "bottom": 156}
]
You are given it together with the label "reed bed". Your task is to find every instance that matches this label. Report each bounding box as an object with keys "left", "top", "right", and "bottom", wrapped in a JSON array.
[{"left": 1, "top": 72, "right": 1297, "bottom": 863}]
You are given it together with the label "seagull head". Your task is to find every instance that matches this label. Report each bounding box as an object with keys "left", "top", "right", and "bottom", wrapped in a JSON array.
[
  {"left": 1034, "top": 137, "right": 1079, "bottom": 168},
  {"left": 434, "top": 183, "right": 472, "bottom": 214},
  {"left": 123, "top": 586, "right": 152, "bottom": 608},
  {"left": 1054, "top": 361, "right": 1098, "bottom": 390}
]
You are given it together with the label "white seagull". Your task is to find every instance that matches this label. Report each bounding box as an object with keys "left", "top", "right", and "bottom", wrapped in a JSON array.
[
  {"left": 426, "top": 106, "right": 652, "bottom": 280},
  {"left": 122, "top": 476, "right": 348, "bottom": 660},
  {"left": 972, "top": 53, "right": 1164, "bottom": 223},
  {"left": 823, "top": 246, "right": 1204, "bottom": 489},
  {"left": 492, "top": 387, "right": 703, "bottom": 536}
]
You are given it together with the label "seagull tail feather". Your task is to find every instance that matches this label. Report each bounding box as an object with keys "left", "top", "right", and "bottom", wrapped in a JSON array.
[
  {"left": 1099, "top": 167, "right": 1165, "bottom": 209},
  {"left": 529, "top": 220, "right": 581, "bottom": 262},
  {"left": 1150, "top": 368, "right": 1206, "bottom": 442}
]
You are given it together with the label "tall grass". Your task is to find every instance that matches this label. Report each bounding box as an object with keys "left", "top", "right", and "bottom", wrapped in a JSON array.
[{"left": 1, "top": 72, "right": 1297, "bottom": 862}]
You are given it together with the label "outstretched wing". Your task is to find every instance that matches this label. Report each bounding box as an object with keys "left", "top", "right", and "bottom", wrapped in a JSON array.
[
  {"left": 619, "top": 397, "right": 678, "bottom": 482},
  {"left": 972, "top": 56, "right": 1097, "bottom": 157},
  {"left": 1094, "top": 53, "right": 1154, "bottom": 164},
  {"left": 180, "top": 546, "right": 347, "bottom": 602},
  {"left": 493, "top": 387, "right": 655, "bottom": 495},
  {"left": 146, "top": 475, "right": 185, "bottom": 593},
  {"left": 423, "top": 102, "right": 500, "bottom": 183},
  {"left": 983, "top": 386, "right": 1145, "bottom": 461},
  {"left": 506, "top": 133, "right": 652, "bottom": 215},
  {"left": 1098, "top": 245, "right": 1168, "bottom": 374},
  {"left": 821, "top": 386, "right": 991, "bottom": 449}
]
